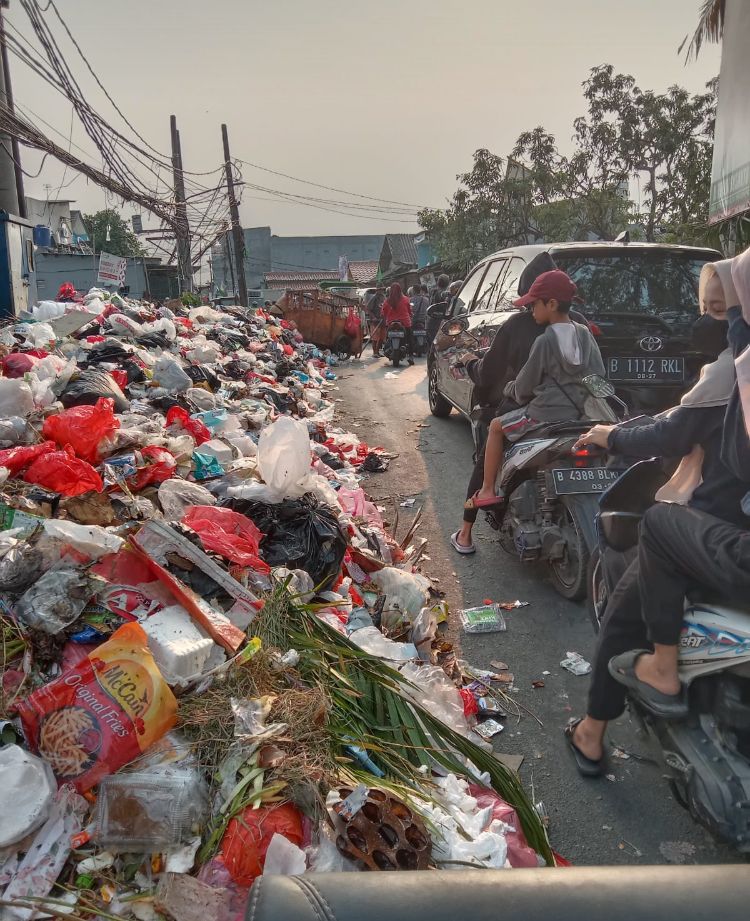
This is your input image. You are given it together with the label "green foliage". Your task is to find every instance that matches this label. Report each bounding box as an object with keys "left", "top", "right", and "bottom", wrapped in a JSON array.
[
  {"left": 82, "top": 209, "right": 144, "bottom": 257},
  {"left": 181, "top": 291, "right": 200, "bottom": 307},
  {"left": 420, "top": 65, "right": 717, "bottom": 268}
]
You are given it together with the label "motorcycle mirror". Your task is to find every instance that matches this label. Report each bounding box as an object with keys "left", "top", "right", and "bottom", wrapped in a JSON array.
[
  {"left": 426, "top": 303, "right": 446, "bottom": 319},
  {"left": 582, "top": 374, "right": 616, "bottom": 398},
  {"left": 444, "top": 317, "right": 469, "bottom": 337}
]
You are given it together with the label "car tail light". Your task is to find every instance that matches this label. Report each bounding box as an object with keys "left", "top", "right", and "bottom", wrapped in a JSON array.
[{"left": 589, "top": 322, "right": 603, "bottom": 337}]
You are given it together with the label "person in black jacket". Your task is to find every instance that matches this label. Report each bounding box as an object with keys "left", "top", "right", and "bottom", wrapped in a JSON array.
[{"left": 564, "top": 262, "right": 746, "bottom": 776}]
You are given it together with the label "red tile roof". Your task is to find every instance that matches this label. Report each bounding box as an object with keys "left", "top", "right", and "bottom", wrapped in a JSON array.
[
  {"left": 264, "top": 271, "right": 339, "bottom": 291},
  {"left": 347, "top": 260, "right": 378, "bottom": 284}
]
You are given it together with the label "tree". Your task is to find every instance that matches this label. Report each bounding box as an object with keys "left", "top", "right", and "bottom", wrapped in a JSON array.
[{"left": 83, "top": 209, "right": 144, "bottom": 257}]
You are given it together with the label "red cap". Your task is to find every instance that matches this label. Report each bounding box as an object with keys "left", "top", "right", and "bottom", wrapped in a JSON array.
[{"left": 513, "top": 269, "right": 577, "bottom": 307}]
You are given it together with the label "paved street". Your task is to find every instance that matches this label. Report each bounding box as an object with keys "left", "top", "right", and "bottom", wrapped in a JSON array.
[{"left": 336, "top": 354, "right": 737, "bottom": 866}]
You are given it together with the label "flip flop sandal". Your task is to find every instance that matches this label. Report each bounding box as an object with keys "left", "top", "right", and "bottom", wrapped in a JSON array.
[
  {"left": 608, "top": 650, "right": 688, "bottom": 719},
  {"left": 464, "top": 491, "right": 505, "bottom": 510},
  {"left": 564, "top": 718, "right": 605, "bottom": 778},
  {"left": 450, "top": 530, "right": 476, "bottom": 555}
]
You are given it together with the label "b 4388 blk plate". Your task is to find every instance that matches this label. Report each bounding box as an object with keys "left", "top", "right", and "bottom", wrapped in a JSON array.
[{"left": 551, "top": 467, "right": 620, "bottom": 495}]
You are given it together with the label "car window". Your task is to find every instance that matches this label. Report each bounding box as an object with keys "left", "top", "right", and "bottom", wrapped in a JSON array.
[
  {"left": 470, "top": 259, "right": 507, "bottom": 313},
  {"left": 451, "top": 265, "right": 488, "bottom": 315},
  {"left": 492, "top": 256, "right": 526, "bottom": 311}
]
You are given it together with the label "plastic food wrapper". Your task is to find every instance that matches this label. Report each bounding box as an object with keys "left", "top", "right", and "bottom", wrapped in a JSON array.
[
  {"left": 15, "top": 622, "right": 178, "bottom": 792},
  {"left": 182, "top": 505, "right": 269, "bottom": 572},
  {"left": 42, "top": 398, "right": 120, "bottom": 464},
  {"left": 459, "top": 603, "right": 508, "bottom": 634},
  {"left": 369, "top": 567, "right": 431, "bottom": 617},
  {"left": 220, "top": 802, "right": 304, "bottom": 885},
  {"left": 92, "top": 767, "right": 208, "bottom": 851},
  {"left": 23, "top": 445, "right": 103, "bottom": 496},
  {"left": 473, "top": 719, "right": 504, "bottom": 740},
  {"left": 560, "top": 651, "right": 592, "bottom": 676},
  {"left": 15, "top": 567, "right": 106, "bottom": 634},
  {"left": 0, "top": 745, "right": 56, "bottom": 848}
]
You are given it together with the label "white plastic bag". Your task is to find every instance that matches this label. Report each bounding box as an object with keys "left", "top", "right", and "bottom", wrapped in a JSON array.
[
  {"left": 154, "top": 355, "right": 191, "bottom": 393},
  {"left": 0, "top": 379, "right": 34, "bottom": 417},
  {"left": 370, "top": 567, "right": 431, "bottom": 617},
  {"left": 42, "top": 519, "right": 124, "bottom": 558},
  {"left": 257, "top": 416, "right": 311, "bottom": 501},
  {"left": 158, "top": 479, "right": 216, "bottom": 521},
  {"left": 349, "top": 625, "right": 418, "bottom": 661}
]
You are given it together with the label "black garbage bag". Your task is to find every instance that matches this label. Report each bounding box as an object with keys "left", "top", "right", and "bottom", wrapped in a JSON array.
[
  {"left": 184, "top": 365, "right": 221, "bottom": 391},
  {"left": 222, "top": 359, "right": 252, "bottom": 380},
  {"left": 60, "top": 368, "right": 129, "bottom": 412},
  {"left": 222, "top": 494, "right": 347, "bottom": 589}
]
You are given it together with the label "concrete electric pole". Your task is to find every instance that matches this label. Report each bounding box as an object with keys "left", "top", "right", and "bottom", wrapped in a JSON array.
[
  {"left": 170, "top": 114, "right": 192, "bottom": 293},
  {"left": 0, "top": 2, "right": 24, "bottom": 216},
  {"left": 221, "top": 123, "right": 248, "bottom": 308}
]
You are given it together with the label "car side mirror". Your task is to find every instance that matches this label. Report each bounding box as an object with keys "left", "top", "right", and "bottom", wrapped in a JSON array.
[{"left": 427, "top": 303, "right": 446, "bottom": 319}]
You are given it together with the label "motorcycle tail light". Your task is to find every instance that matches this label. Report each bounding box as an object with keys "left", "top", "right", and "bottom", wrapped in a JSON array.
[{"left": 571, "top": 445, "right": 601, "bottom": 467}]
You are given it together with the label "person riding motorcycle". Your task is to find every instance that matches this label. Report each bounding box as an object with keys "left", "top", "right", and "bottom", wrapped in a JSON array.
[
  {"left": 427, "top": 274, "right": 451, "bottom": 345},
  {"left": 565, "top": 257, "right": 750, "bottom": 776},
  {"left": 452, "top": 268, "right": 608, "bottom": 554},
  {"left": 381, "top": 282, "right": 415, "bottom": 365},
  {"left": 410, "top": 285, "right": 430, "bottom": 330}
]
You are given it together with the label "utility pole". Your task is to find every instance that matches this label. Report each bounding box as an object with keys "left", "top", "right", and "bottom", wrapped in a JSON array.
[
  {"left": 170, "top": 115, "right": 192, "bottom": 293},
  {"left": 0, "top": 2, "right": 23, "bottom": 216},
  {"left": 221, "top": 123, "right": 247, "bottom": 308}
]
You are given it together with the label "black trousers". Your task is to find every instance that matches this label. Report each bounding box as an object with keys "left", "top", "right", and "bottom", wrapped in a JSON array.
[{"left": 587, "top": 503, "right": 750, "bottom": 722}]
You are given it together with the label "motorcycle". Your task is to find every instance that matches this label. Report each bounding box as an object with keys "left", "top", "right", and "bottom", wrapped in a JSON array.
[
  {"left": 383, "top": 321, "right": 408, "bottom": 368},
  {"left": 485, "top": 374, "right": 626, "bottom": 600},
  {"left": 589, "top": 459, "right": 750, "bottom": 852},
  {"left": 412, "top": 325, "right": 428, "bottom": 357}
]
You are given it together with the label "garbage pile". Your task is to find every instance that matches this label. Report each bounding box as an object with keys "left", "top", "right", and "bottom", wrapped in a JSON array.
[{"left": 0, "top": 288, "right": 553, "bottom": 920}]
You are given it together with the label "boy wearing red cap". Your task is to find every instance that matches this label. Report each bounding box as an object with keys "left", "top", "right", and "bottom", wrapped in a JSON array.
[{"left": 453, "top": 269, "right": 609, "bottom": 553}]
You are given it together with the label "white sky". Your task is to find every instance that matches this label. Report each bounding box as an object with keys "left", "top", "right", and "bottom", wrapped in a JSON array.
[{"left": 8, "top": 0, "right": 720, "bottom": 239}]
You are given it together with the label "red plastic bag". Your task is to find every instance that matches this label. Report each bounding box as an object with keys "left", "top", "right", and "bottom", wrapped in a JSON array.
[
  {"left": 1, "top": 353, "right": 39, "bottom": 378},
  {"left": 126, "top": 445, "right": 176, "bottom": 490},
  {"left": 110, "top": 369, "right": 129, "bottom": 390},
  {"left": 24, "top": 445, "right": 103, "bottom": 496},
  {"left": 0, "top": 440, "right": 56, "bottom": 475},
  {"left": 182, "top": 505, "right": 270, "bottom": 572},
  {"left": 42, "top": 398, "right": 120, "bottom": 464},
  {"left": 220, "top": 803, "right": 303, "bottom": 885},
  {"left": 344, "top": 308, "right": 360, "bottom": 338},
  {"left": 165, "top": 406, "right": 211, "bottom": 445},
  {"left": 469, "top": 785, "right": 539, "bottom": 868}
]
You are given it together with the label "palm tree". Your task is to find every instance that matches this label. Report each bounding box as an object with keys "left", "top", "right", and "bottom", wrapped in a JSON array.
[{"left": 680, "top": 0, "right": 726, "bottom": 61}]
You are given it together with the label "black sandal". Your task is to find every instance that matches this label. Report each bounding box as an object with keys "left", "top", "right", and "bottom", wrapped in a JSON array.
[
  {"left": 564, "top": 718, "right": 605, "bottom": 778},
  {"left": 608, "top": 650, "right": 688, "bottom": 719}
]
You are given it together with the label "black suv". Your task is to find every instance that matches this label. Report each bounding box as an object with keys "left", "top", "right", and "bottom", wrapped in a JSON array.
[{"left": 427, "top": 241, "right": 722, "bottom": 420}]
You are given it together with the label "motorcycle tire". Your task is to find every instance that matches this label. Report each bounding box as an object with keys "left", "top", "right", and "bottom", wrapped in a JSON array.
[
  {"left": 548, "top": 500, "right": 589, "bottom": 601},
  {"left": 334, "top": 334, "right": 353, "bottom": 360},
  {"left": 428, "top": 363, "right": 452, "bottom": 418},
  {"left": 391, "top": 355, "right": 401, "bottom": 368},
  {"left": 587, "top": 546, "right": 608, "bottom": 633}
]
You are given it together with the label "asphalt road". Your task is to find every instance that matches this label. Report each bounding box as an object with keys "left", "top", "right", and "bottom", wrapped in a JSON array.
[{"left": 335, "top": 353, "right": 737, "bottom": 867}]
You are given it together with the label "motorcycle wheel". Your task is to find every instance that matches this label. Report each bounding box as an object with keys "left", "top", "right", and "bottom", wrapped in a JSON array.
[
  {"left": 548, "top": 501, "right": 589, "bottom": 601},
  {"left": 587, "top": 547, "right": 608, "bottom": 633},
  {"left": 391, "top": 354, "right": 401, "bottom": 368},
  {"left": 428, "top": 363, "right": 452, "bottom": 418}
]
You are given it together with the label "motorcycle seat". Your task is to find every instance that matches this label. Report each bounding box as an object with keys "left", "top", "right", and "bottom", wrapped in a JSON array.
[{"left": 518, "top": 420, "right": 591, "bottom": 440}]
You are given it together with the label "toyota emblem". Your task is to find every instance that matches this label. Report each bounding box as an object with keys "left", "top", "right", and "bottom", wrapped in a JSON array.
[{"left": 639, "top": 336, "right": 663, "bottom": 352}]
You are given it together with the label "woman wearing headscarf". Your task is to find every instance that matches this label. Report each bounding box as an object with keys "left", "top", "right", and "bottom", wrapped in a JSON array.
[
  {"left": 381, "top": 282, "right": 414, "bottom": 365},
  {"left": 564, "top": 258, "right": 748, "bottom": 776}
]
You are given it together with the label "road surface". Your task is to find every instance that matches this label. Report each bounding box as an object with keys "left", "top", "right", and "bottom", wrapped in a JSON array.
[{"left": 335, "top": 354, "right": 736, "bottom": 866}]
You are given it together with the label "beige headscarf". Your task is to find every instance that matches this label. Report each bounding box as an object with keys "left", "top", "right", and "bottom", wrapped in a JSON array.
[{"left": 656, "top": 260, "right": 737, "bottom": 504}]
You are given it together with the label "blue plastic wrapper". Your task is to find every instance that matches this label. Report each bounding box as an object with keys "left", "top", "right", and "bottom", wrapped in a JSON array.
[
  {"left": 193, "top": 450, "right": 224, "bottom": 480},
  {"left": 70, "top": 625, "right": 108, "bottom": 644},
  {"left": 191, "top": 409, "right": 228, "bottom": 430}
]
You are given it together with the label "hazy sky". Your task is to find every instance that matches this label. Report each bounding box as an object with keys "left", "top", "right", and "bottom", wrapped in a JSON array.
[{"left": 9, "top": 0, "right": 720, "bottom": 241}]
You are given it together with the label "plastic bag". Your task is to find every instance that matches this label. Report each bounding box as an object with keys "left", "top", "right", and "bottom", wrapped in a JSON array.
[
  {"left": 0, "top": 416, "right": 33, "bottom": 446},
  {"left": 370, "top": 567, "right": 431, "bottom": 617},
  {"left": 0, "top": 378, "right": 34, "bottom": 417},
  {"left": 158, "top": 479, "right": 216, "bottom": 520},
  {"left": 399, "top": 662, "right": 472, "bottom": 739},
  {"left": 220, "top": 802, "right": 304, "bottom": 885},
  {"left": 166, "top": 405, "right": 211, "bottom": 445},
  {"left": 42, "top": 398, "right": 120, "bottom": 464},
  {"left": 60, "top": 368, "right": 130, "bottom": 413},
  {"left": 257, "top": 416, "right": 311, "bottom": 501},
  {"left": 126, "top": 445, "right": 177, "bottom": 490},
  {"left": 24, "top": 445, "right": 103, "bottom": 496},
  {"left": 0, "top": 440, "right": 55, "bottom": 475},
  {"left": 21, "top": 322, "right": 55, "bottom": 350},
  {"left": 16, "top": 622, "right": 178, "bottom": 792},
  {"left": 15, "top": 568, "right": 105, "bottom": 634},
  {"left": 182, "top": 505, "right": 269, "bottom": 572},
  {"left": 0, "top": 745, "right": 56, "bottom": 848},
  {"left": 344, "top": 308, "right": 361, "bottom": 338},
  {"left": 42, "top": 519, "right": 124, "bottom": 559},
  {"left": 154, "top": 355, "right": 191, "bottom": 392},
  {"left": 223, "top": 495, "right": 347, "bottom": 589},
  {"left": 349, "top": 625, "right": 418, "bottom": 661},
  {"left": 469, "top": 785, "right": 538, "bottom": 868},
  {"left": 1, "top": 352, "right": 39, "bottom": 377}
]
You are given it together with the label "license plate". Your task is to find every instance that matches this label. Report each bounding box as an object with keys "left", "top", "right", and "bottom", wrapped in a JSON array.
[
  {"left": 551, "top": 467, "right": 620, "bottom": 495},
  {"left": 607, "top": 356, "right": 684, "bottom": 382},
  {"left": 389, "top": 331, "right": 405, "bottom": 339}
]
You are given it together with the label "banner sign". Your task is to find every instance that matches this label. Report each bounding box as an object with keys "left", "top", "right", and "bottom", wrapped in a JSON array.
[{"left": 97, "top": 252, "right": 127, "bottom": 287}]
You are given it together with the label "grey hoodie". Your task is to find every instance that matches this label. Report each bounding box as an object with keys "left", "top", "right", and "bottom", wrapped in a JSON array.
[{"left": 504, "top": 321, "right": 606, "bottom": 422}]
